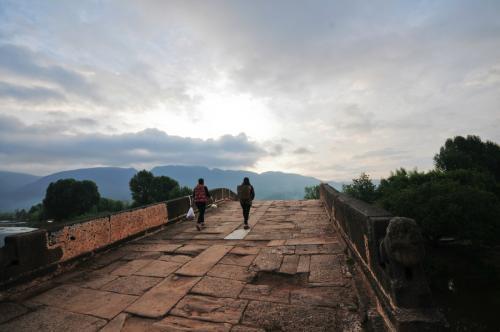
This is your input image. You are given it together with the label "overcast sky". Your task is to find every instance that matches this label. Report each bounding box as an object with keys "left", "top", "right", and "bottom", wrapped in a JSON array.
[{"left": 0, "top": 1, "right": 499, "bottom": 180}]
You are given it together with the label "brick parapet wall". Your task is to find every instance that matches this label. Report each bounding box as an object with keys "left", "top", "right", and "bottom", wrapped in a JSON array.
[{"left": 0, "top": 188, "right": 236, "bottom": 287}]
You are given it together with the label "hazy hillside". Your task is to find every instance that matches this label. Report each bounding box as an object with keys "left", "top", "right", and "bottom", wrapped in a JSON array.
[
  {"left": 0, "top": 167, "right": 137, "bottom": 211},
  {"left": 0, "top": 171, "right": 41, "bottom": 194},
  {"left": 152, "top": 165, "right": 323, "bottom": 200},
  {"left": 0, "top": 165, "right": 346, "bottom": 211}
]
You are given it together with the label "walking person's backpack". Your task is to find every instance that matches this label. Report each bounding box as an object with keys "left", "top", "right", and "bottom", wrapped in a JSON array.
[{"left": 238, "top": 185, "right": 252, "bottom": 201}]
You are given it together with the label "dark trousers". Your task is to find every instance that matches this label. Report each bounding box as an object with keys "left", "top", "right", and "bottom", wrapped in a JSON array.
[
  {"left": 196, "top": 202, "right": 206, "bottom": 224},
  {"left": 240, "top": 201, "right": 251, "bottom": 224}
]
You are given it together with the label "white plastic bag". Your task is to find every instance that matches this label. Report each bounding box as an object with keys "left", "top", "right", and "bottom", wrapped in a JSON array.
[
  {"left": 186, "top": 207, "right": 195, "bottom": 220},
  {"left": 186, "top": 195, "right": 195, "bottom": 220}
]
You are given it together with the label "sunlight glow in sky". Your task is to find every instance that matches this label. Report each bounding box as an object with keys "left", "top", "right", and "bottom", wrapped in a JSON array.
[{"left": 0, "top": 1, "right": 499, "bottom": 180}]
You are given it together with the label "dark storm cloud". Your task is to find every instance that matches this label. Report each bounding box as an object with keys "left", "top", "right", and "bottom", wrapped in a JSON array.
[{"left": 0, "top": 115, "right": 266, "bottom": 170}]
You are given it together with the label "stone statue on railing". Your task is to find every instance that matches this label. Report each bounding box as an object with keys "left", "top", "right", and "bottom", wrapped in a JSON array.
[
  {"left": 380, "top": 217, "right": 424, "bottom": 268},
  {"left": 379, "top": 217, "right": 430, "bottom": 308}
]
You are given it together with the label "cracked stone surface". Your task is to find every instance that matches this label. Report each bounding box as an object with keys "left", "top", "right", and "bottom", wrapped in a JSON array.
[
  {"left": 191, "top": 276, "right": 245, "bottom": 298},
  {"left": 170, "top": 294, "right": 247, "bottom": 324},
  {"left": 155, "top": 315, "right": 231, "bottom": 331},
  {"left": 100, "top": 275, "right": 162, "bottom": 295},
  {"left": 1, "top": 200, "right": 363, "bottom": 332},
  {"left": 0, "top": 306, "right": 106, "bottom": 332}
]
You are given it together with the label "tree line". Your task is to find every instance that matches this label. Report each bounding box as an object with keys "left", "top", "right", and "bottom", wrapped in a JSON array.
[
  {"left": 4, "top": 170, "right": 192, "bottom": 223},
  {"left": 346, "top": 135, "right": 499, "bottom": 246},
  {"left": 305, "top": 135, "right": 500, "bottom": 246}
]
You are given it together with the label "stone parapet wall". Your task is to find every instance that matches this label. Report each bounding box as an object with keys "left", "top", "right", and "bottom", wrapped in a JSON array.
[
  {"left": 50, "top": 216, "right": 112, "bottom": 261},
  {"left": 0, "top": 188, "right": 236, "bottom": 287},
  {"left": 319, "top": 183, "right": 445, "bottom": 331},
  {"left": 109, "top": 203, "right": 167, "bottom": 243},
  {"left": 47, "top": 203, "right": 168, "bottom": 262}
]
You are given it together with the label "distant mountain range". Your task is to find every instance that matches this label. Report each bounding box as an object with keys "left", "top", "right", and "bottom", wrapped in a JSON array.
[
  {"left": 152, "top": 165, "right": 344, "bottom": 199},
  {"left": 0, "top": 166, "right": 345, "bottom": 212},
  {"left": 0, "top": 168, "right": 137, "bottom": 212}
]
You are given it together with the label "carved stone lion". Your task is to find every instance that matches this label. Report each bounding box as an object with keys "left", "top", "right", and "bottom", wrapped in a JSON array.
[{"left": 380, "top": 217, "right": 424, "bottom": 267}]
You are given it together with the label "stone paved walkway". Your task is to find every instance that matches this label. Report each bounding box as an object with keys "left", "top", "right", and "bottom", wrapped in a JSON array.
[{"left": 0, "top": 200, "right": 364, "bottom": 331}]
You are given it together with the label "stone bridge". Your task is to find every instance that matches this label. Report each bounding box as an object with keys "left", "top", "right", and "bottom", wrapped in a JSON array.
[{"left": 0, "top": 185, "right": 444, "bottom": 331}]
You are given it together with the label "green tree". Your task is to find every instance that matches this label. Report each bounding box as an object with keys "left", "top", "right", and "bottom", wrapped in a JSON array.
[
  {"left": 304, "top": 185, "right": 320, "bottom": 199},
  {"left": 97, "top": 198, "right": 127, "bottom": 213},
  {"left": 28, "top": 203, "right": 44, "bottom": 221},
  {"left": 43, "top": 179, "right": 100, "bottom": 221},
  {"left": 129, "top": 170, "right": 155, "bottom": 205},
  {"left": 129, "top": 170, "right": 185, "bottom": 206},
  {"left": 170, "top": 186, "right": 193, "bottom": 199},
  {"left": 377, "top": 169, "right": 500, "bottom": 244},
  {"left": 342, "top": 173, "right": 377, "bottom": 203},
  {"left": 151, "top": 176, "right": 180, "bottom": 201},
  {"left": 434, "top": 135, "right": 500, "bottom": 181}
]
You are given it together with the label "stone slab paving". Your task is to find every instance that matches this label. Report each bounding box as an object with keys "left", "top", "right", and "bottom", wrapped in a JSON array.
[
  {"left": 100, "top": 312, "right": 128, "bottom": 332},
  {"left": 111, "top": 259, "right": 155, "bottom": 276},
  {"left": 239, "top": 284, "right": 290, "bottom": 304},
  {"left": 78, "top": 273, "right": 120, "bottom": 289},
  {"left": 125, "top": 275, "right": 201, "bottom": 318},
  {"left": 101, "top": 275, "right": 162, "bottom": 295},
  {"left": 297, "top": 254, "right": 311, "bottom": 273},
  {"left": 176, "top": 245, "right": 233, "bottom": 277},
  {"left": 134, "top": 260, "right": 182, "bottom": 278},
  {"left": 191, "top": 276, "right": 245, "bottom": 298},
  {"left": 279, "top": 254, "right": 300, "bottom": 274},
  {"left": 223, "top": 228, "right": 250, "bottom": 240},
  {"left": 1, "top": 200, "right": 364, "bottom": 331},
  {"left": 242, "top": 300, "right": 340, "bottom": 331},
  {"left": 208, "top": 263, "right": 257, "bottom": 282},
  {"left": 0, "top": 306, "right": 107, "bottom": 332},
  {"left": 219, "top": 253, "right": 256, "bottom": 267},
  {"left": 159, "top": 254, "right": 192, "bottom": 263},
  {"left": 30, "top": 284, "right": 137, "bottom": 319},
  {"left": 0, "top": 302, "right": 28, "bottom": 324},
  {"left": 155, "top": 315, "right": 232, "bottom": 331},
  {"left": 170, "top": 294, "right": 247, "bottom": 324}
]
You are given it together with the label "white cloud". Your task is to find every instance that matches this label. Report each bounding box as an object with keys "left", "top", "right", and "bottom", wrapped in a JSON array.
[{"left": 0, "top": 0, "right": 499, "bottom": 180}]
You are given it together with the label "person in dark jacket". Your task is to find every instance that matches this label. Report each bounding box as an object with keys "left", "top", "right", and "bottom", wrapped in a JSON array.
[
  {"left": 237, "top": 177, "right": 255, "bottom": 230},
  {"left": 193, "top": 178, "right": 211, "bottom": 231}
]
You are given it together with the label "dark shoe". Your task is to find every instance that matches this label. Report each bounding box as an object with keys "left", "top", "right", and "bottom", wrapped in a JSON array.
[
  {"left": 201, "top": 223, "right": 206, "bottom": 228},
  {"left": 196, "top": 224, "right": 201, "bottom": 231},
  {"left": 244, "top": 224, "right": 250, "bottom": 230}
]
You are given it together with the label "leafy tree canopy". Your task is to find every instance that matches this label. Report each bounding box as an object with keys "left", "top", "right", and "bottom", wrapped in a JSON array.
[
  {"left": 377, "top": 169, "right": 500, "bottom": 244},
  {"left": 129, "top": 170, "right": 191, "bottom": 206},
  {"left": 304, "top": 185, "right": 320, "bottom": 199},
  {"left": 339, "top": 135, "right": 500, "bottom": 245},
  {"left": 434, "top": 135, "right": 500, "bottom": 181},
  {"left": 342, "top": 172, "right": 378, "bottom": 203},
  {"left": 43, "top": 179, "right": 100, "bottom": 221}
]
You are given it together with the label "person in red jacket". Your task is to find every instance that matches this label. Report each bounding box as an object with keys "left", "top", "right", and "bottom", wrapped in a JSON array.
[{"left": 193, "top": 178, "right": 211, "bottom": 231}]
